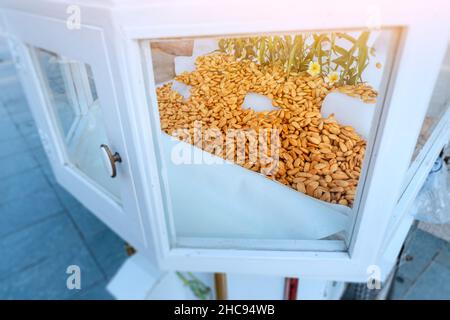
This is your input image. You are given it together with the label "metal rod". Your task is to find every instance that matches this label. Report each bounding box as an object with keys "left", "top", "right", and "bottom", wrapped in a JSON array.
[
  {"left": 284, "top": 277, "right": 299, "bottom": 300},
  {"left": 214, "top": 273, "right": 228, "bottom": 300}
]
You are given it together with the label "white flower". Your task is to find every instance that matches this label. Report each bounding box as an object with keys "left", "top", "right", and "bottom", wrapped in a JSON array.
[
  {"left": 307, "top": 61, "right": 321, "bottom": 77},
  {"left": 325, "top": 71, "right": 340, "bottom": 85}
]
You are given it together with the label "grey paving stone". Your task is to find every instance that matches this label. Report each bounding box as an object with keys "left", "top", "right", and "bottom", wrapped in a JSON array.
[
  {"left": 0, "top": 188, "right": 64, "bottom": 238},
  {"left": 389, "top": 276, "right": 413, "bottom": 300},
  {"left": 10, "top": 110, "right": 34, "bottom": 124},
  {"left": 10, "top": 111, "right": 38, "bottom": 137},
  {"left": 435, "top": 243, "right": 450, "bottom": 270},
  {"left": 1, "top": 150, "right": 39, "bottom": 179},
  {"left": 28, "top": 146, "right": 57, "bottom": 186},
  {"left": 0, "top": 214, "right": 83, "bottom": 280},
  {"left": 3, "top": 96, "right": 29, "bottom": 115},
  {"left": 0, "top": 118, "right": 21, "bottom": 141},
  {"left": 404, "top": 262, "right": 450, "bottom": 300},
  {"left": 0, "top": 105, "right": 7, "bottom": 117},
  {"left": 0, "top": 244, "right": 104, "bottom": 299},
  {"left": 41, "top": 166, "right": 58, "bottom": 187},
  {"left": 0, "top": 84, "right": 23, "bottom": 105},
  {"left": 0, "top": 137, "right": 29, "bottom": 159},
  {"left": 71, "top": 280, "right": 114, "bottom": 300},
  {"left": 0, "top": 168, "right": 51, "bottom": 204},
  {"left": 67, "top": 204, "right": 108, "bottom": 241},
  {"left": 30, "top": 146, "right": 50, "bottom": 168},
  {"left": 87, "top": 229, "right": 127, "bottom": 280},
  {"left": 40, "top": 159, "right": 53, "bottom": 176},
  {"left": 22, "top": 130, "right": 43, "bottom": 149},
  {"left": 396, "top": 229, "right": 446, "bottom": 282},
  {"left": 53, "top": 183, "right": 82, "bottom": 210}
]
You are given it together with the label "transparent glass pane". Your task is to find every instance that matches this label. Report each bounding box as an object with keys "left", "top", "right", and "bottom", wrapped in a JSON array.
[
  {"left": 411, "top": 42, "right": 450, "bottom": 162},
  {"left": 86, "top": 65, "right": 99, "bottom": 102},
  {"left": 34, "top": 47, "right": 121, "bottom": 202},
  {"left": 35, "top": 49, "right": 77, "bottom": 137},
  {"left": 145, "top": 28, "right": 397, "bottom": 250}
]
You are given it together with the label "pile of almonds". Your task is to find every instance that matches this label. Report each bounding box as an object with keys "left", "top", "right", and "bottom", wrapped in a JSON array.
[{"left": 157, "top": 53, "right": 377, "bottom": 207}]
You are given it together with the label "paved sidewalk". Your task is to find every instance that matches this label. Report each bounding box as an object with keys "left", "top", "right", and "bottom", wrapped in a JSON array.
[
  {"left": 390, "top": 226, "right": 450, "bottom": 299},
  {"left": 0, "top": 72, "right": 127, "bottom": 299}
]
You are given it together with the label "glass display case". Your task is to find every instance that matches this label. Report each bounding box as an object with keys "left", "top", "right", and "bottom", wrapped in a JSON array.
[
  {"left": 1, "top": 0, "right": 449, "bottom": 281},
  {"left": 142, "top": 29, "right": 397, "bottom": 252}
]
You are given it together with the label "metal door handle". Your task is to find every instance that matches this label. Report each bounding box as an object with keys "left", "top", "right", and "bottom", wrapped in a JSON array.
[{"left": 100, "top": 144, "right": 121, "bottom": 178}]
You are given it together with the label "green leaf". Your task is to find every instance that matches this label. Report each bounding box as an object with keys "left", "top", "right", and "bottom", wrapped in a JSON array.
[
  {"left": 259, "top": 37, "right": 266, "bottom": 64},
  {"left": 267, "top": 37, "right": 275, "bottom": 63},
  {"left": 332, "top": 56, "right": 349, "bottom": 68},
  {"left": 235, "top": 39, "right": 243, "bottom": 58},
  {"left": 333, "top": 45, "right": 349, "bottom": 58},
  {"left": 284, "top": 35, "right": 293, "bottom": 51},
  {"left": 274, "top": 36, "right": 285, "bottom": 58},
  {"left": 336, "top": 32, "right": 356, "bottom": 43},
  {"left": 356, "top": 31, "right": 370, "bottom": 81},
  {"left": 245, "top": 44, "right": 256, "bottom": 57},
  {"left": 287, "top": 37, "right": 302, "bottom": 74},
  {"left": 357, "top": 45, "right": 368, "bottom": 75},
  {"left": 357, "top": 31, "right": 370, "bottom": 46},
  {"left": 218, "top": 39, "right": 226, "bottom": 52}
]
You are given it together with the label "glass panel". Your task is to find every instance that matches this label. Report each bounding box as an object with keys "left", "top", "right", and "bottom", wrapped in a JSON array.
[
  {"left": 34, "top": 47, "right": 121, "bottom": 202},
  {"left": 145, "top": 28, "right": 397, "bottom": 250},
  {"left": 411, "top": 41, "right": 450, "bottom": 162},
  {"left": 86, "top": 65, "right": 99, "bottom": 102},
  {"left": 36, "top": 49, "right": 78, "bottom": 137}
]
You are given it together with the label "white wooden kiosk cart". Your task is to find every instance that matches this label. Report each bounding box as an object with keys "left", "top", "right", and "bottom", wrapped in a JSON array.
[{"left": 0, "top": 0, "right": 449, "bottom": 299}]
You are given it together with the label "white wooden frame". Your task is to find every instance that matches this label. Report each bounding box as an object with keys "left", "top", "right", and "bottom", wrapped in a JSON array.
[{"left": 1, "top": 0, "right": 449, "bottom": 281}]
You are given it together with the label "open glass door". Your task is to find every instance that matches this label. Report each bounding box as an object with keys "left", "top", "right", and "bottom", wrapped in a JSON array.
[
  {"left": 411, "top": 41, "right": 450, "bottom": 163},
  {"left": 400, "top": 40, "right": 450, "bottom": 195},
  {"left": 30, "top": 48, "right": 122, "bottom": 203},
  {"left": 5, "top": 11, "right": 146, "bottom": 246}
]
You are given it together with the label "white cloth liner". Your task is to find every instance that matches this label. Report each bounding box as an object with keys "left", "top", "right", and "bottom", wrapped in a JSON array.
[
  {"left": 161, "top": 134, "right": 351, "bottom": 240},
  {"left": 242, "top": 92, "right": 278, "bottom": 112},
  {"left": 321, "top": 92, "right": 375, "bottom": 140}
]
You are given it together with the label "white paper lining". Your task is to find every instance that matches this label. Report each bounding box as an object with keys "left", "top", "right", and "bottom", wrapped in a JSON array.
[{"left": 162, "top": 134, "right": 351, "bottom": 240}]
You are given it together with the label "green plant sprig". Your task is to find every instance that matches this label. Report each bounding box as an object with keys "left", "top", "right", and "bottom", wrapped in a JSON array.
[
  {"left": 217, "top": 31, "right": 373, "bottom": 85},
  {"left": 176, "top": 271, "right": 212, "bottom": 300}
]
